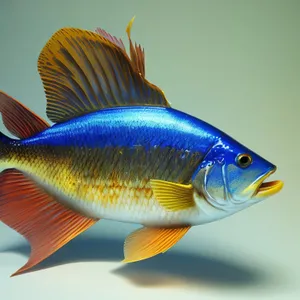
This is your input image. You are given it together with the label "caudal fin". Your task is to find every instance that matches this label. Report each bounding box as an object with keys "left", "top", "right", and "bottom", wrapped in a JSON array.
[
  {"left": 0, "top": 169, "right": 99, "bottom": 277},
  {"left": 0, "top": 91, "right": 49, "bottom": 139},
  {"left": 0, "top": 92, "right": 97, "bottom": 276}
]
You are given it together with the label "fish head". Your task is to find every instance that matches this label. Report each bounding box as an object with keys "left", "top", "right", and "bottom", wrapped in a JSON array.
[{"left": 192, "top": 137, "right": 283, "bottom": 216}]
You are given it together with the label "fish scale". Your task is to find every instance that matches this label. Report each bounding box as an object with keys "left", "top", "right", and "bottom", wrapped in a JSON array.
[{"left": 4, "top": 114, "right": 206, "bottom": 225}]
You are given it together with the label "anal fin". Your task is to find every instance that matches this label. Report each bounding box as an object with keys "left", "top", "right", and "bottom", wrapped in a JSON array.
[
  {"left": 123, "top": 226, "right": 191, "bottom": 263},
  {"left": 0, "top": 169, "right": 98, "bottom": 276}
]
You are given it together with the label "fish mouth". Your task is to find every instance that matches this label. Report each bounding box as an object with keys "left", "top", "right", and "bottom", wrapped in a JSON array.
[{"left": 253, "top": 168, "right": 283, "bottom": 198}]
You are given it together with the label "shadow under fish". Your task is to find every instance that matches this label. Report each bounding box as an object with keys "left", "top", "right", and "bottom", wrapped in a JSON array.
[{"left": 1, "top": 236, "right": 269, "bottom": 288}]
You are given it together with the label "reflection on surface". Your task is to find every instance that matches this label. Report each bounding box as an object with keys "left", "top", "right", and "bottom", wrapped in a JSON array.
[{"left": 1, "top": 236, "right": 267, "bottom": 288}]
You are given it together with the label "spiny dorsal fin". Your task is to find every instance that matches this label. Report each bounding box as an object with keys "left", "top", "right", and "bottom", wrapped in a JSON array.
[
  {"left": 95, "top": 17, "right": 145, "bottom": 77},
  {"left": 38, "top": 26, "right": 170, "bottom": 124},
  {"left": 0, "top": 91, "right": 49, "bottom": 139},
  {"left": 126, "top": 16, "right": 145, "bottom": 77},
  {"left": 94, "top": 27, "right": 126, "bottom": 51}
]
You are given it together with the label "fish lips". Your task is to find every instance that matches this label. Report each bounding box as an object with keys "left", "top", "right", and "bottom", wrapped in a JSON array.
[{"left": 251, "top": 167, "right": 284, "bottom": 199}]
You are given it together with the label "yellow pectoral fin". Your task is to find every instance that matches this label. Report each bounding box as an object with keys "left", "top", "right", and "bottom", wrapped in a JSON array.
[
  {"left": 123, "top": 226, "right": 191, "bottom": 263},
  {"left": 150, "top": 179, "right": 195, "bottom": 211}
]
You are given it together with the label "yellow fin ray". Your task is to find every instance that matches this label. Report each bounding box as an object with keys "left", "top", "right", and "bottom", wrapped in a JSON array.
[
  {"left": 123, "top": 226, "right": 191, "bottom": 263},
  {"left": 150, "top": 179, "right": 195, "bottom": 211},
  {"left": 126, "top": 16, "right": 145, "bottom": 77}
]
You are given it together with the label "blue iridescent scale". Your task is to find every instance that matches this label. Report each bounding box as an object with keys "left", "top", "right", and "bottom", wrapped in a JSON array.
[{"left": 21, "top": 107, "right": 222, "bottom": 154}]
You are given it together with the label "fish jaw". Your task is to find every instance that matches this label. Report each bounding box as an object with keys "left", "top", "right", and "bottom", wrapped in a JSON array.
[
  {"left": 255, "top": 180, "right": 283, "bottom": 198},
  {"left": 242, "top": 167, "right": 284, "bottom": 200}
]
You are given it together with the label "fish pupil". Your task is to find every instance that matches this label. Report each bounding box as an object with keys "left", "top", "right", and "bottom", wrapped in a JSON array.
[
  {"left": 237, "top": 154, "right": 252, "bottom": 168},
  {"left": 240, "top": 156, "right": 249, "bottom": 165}
]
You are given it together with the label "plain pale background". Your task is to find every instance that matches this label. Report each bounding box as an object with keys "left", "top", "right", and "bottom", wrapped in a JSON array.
[{"left": 0, "top": 0, "right": 299, "bottom": 299}]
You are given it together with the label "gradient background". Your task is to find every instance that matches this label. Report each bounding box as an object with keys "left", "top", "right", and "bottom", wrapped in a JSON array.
[{"left": 0, "top": 0, "right": 299, "bottom": 299}]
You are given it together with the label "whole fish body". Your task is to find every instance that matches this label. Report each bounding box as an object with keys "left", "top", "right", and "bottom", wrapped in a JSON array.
[
  {"left": 0, "top": 18, "right": 283, "bottom": 276},
  {"left": 4, "top": 107, "right": 218, "bottom": 226}
]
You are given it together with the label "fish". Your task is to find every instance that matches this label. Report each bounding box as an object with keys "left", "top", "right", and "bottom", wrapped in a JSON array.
[{"left": 0, "top": 17, "right": 283, "bottom": 277}]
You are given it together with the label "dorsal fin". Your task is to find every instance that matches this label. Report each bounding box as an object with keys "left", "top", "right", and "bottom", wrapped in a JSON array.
[
  {"left": 126, "top": 16, "right": 145, "bottom": 77},
  {"left": 96, "top": 17, "right": 145, "bottom": 77},
  {"left": 0, "top": 91, "right": 49, "bottom": 138},
  {"left": 38, "top": 26, "right": 170, "bottom": 123},
  {"left": 94, "top": 27, "right": 126, "bottom": 51}
]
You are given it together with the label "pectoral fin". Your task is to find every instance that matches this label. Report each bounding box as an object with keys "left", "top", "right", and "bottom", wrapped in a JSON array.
[
  {"left": 150, "top": 179, "right": 195, "bottom": 211},
  {"left": 123, "top": 226, "right": 191, "bottom": 263},
  {"left": 0, "top": 169, "right": 98, "bottom": 276}
]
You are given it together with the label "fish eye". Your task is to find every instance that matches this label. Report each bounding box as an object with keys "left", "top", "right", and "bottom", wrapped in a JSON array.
[{"left": 236, "top": 153, "right": 252, "bottom": 168}]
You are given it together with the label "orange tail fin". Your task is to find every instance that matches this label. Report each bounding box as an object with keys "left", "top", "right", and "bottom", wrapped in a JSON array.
[
  {"left": 0, "top": 169, "right": 98, "bottom": 277},
  {"left": 0, "top": 91, "right": 49, "bottom": 139}
]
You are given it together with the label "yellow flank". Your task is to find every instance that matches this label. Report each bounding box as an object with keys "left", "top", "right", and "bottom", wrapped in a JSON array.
[
  {"left": 6, "top": 150, "right": 155, "bottom": 210},
  {"left": 3, "top": 142, "right": 203, "bottom": 225}
]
